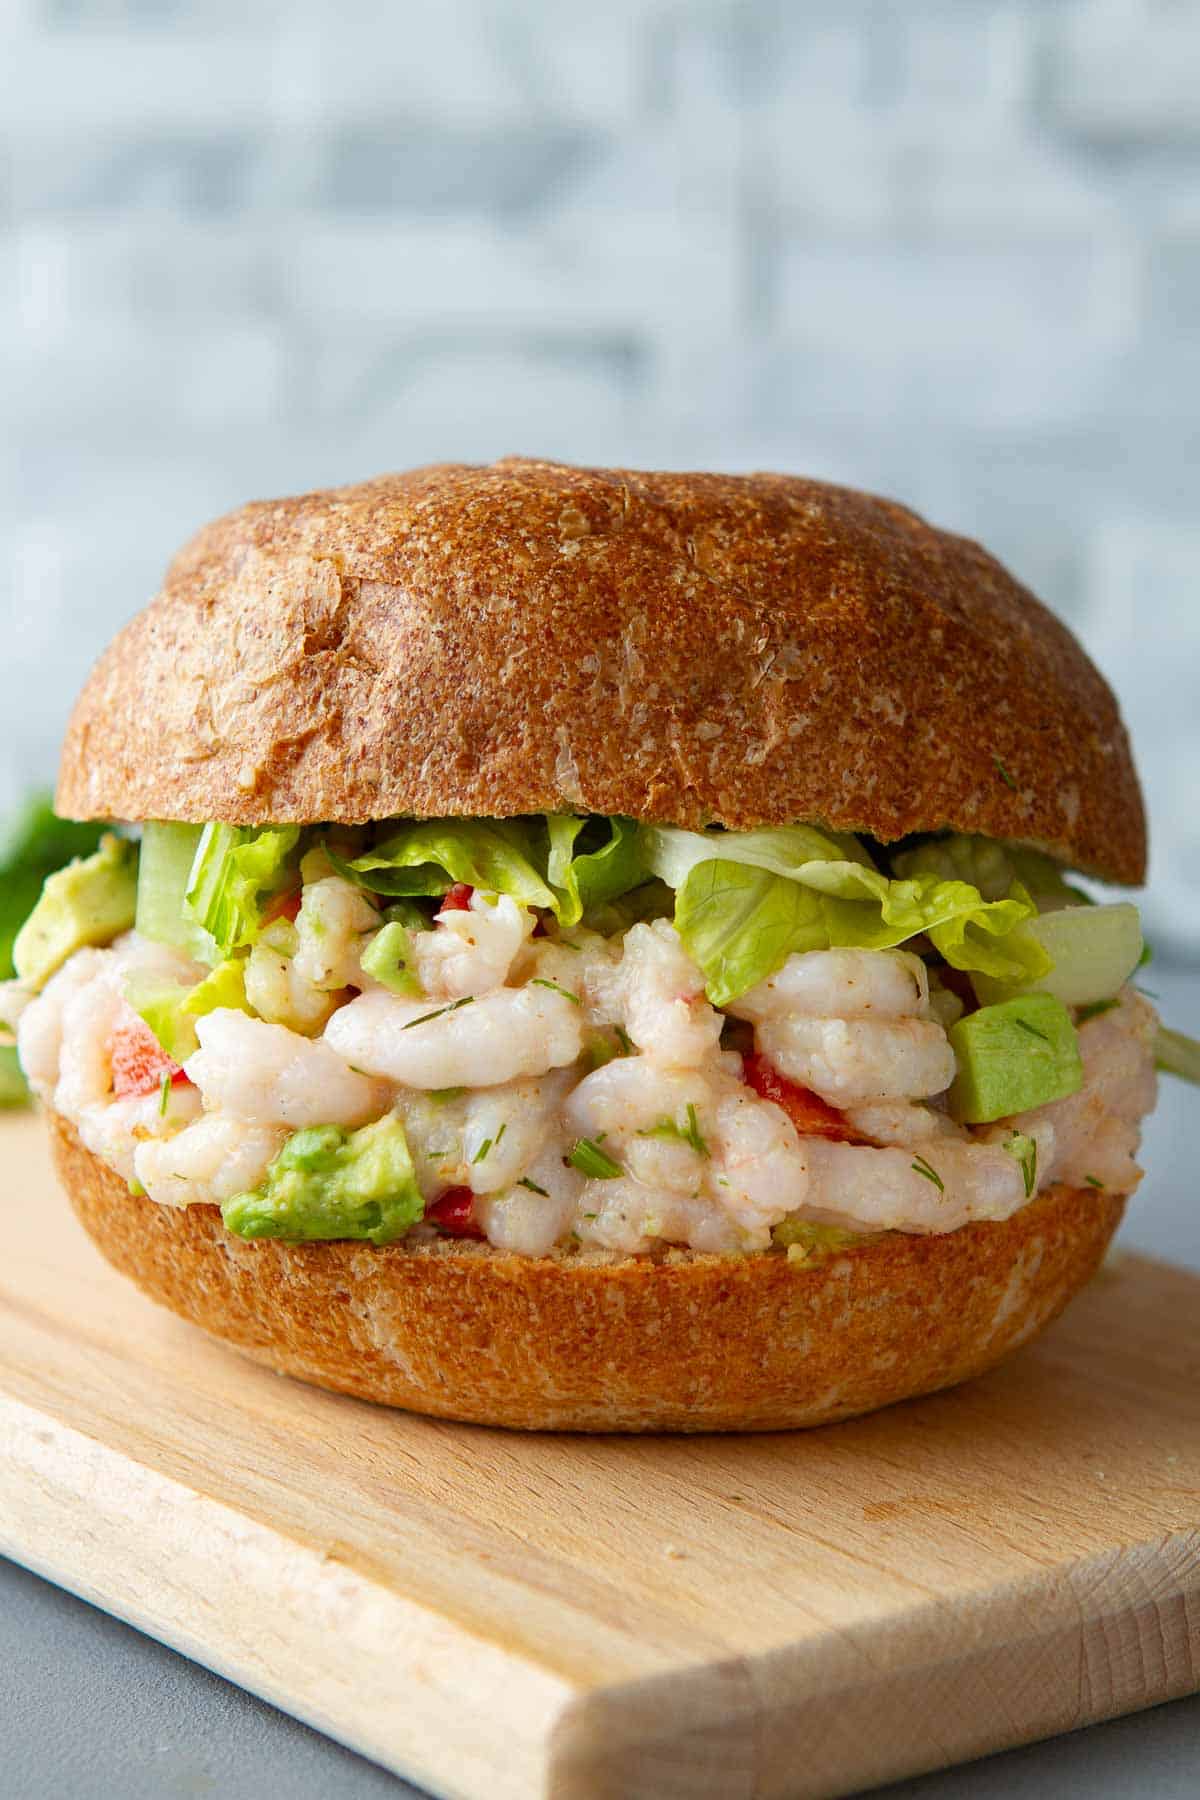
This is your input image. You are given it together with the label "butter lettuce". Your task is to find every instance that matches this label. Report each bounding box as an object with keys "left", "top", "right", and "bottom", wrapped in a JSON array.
[
  {"left": 892, "top": 832, "right": 1086, "bottom": 905},
  {"left": 663, "top": 828, "right": 1049, "bottom": 1006},
  {"left": 546, "top": 815, "right": 646, "bottom": 926},
  {"left": 222, "top": 1115, "right": 425, "bottom": 1245},
  {"left": 1157, "top": 1026, "right": 1200, "bottom": 1087},
  {"left": 127, "top": 957, "right": 251, "bottom": 1062},
  {"left": 184, "top": 823, "right": 300, "bottom": 956},
  {"left": 331, "top": 818, "right": 556, "bottom": 910}
]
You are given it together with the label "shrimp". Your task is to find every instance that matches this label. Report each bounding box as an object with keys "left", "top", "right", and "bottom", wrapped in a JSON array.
[
  {"left": 412, "top": 892, "right": 535, "bottom": 999},
  {"left": 730, "top": 948, "right": 930, "bottom": 1023},
  {"left": 293, "top": 877, "right": 381, "bottom": 992},
  {"left": 134, "top": 1114, "right": 287, "bottom": 1209},
  {"left": 798, "top": 1135, "right": 1033, "bottom": 1236},
  {"left": 394, "top": 1074, "right": 571, "bottom": 1197},
  {"left": 595, "top": 920, "right": 722, "bottom": 1067},
  {"left": 185, "top": 1009, "right": 386, "bottom": 1128},
  {"left": 324, "top": 984, "right": 583, "bottom": 1089},
  {"left": 727, "top": 946, "right": 953, "bottom": 1106},
  {"left": 475, "top": 1148, "right": 584, "bottom": 1256},
  {"left": 1011, "top": 989, "right": 1157, "bottom": 1195}
]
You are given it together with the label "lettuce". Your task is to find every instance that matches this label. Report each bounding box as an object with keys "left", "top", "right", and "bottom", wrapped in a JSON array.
[
  {"left": 665, "top": 830, "right": 1050, "bottom": 1006},
  {"left": 184, "top": 824, "right": 300, "bottom": 956},
  {"left": 546, "top": 815, "right": 646, "bottom": 926},
  {"left": 892, "top": 833, "right": 1085, "bottom": 905},
  {"left": 331, "top": 818, "right": 556, "bottom": 910},
  {"left": 127, "top": 958, "right": 251, "bottom": 1061},
  {"left": 640, "top": 821, "right": 874, "bottom": 889},
  {"left": 1157, "top": 1026, "right": 1200, "bottom": 1086}
]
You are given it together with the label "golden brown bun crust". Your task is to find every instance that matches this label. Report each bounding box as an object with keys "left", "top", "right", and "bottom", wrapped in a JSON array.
[
  {"left": 52, "top": 1113, "right": 1124, "bottom": 1433},
  {"left": 56, "top": 459, "right": 1144, "bottom": 883}
]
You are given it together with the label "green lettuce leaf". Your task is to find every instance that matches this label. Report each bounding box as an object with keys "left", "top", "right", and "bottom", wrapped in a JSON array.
[
  {"left": 127, "top": 958, "right": 252, "bottom": 1062},
  {"left": 546, "top": 815, "right": 646, "bottom": 926},
  {"left": 673, "top": 854, "right": 1048, "bottom": 1007},
  {"left": 640, "top": 821, "right": 874, "bottom": 889},
  {"left": 892, "top": 833, "right": 1085, "bottom": 905},
  {"left": 331, "top": 818, "right": 556, "bottom": 910},
  {"left": 184, "top": 824, "right": 301, "bottom": 955},
  {"left": 1156, "top": 1026, "right": 1200, "bottom": 1086}
]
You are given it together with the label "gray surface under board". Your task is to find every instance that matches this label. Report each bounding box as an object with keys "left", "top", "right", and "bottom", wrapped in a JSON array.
[{"left": 4, "top": 968, "right": 1198, "bottom": 1800}]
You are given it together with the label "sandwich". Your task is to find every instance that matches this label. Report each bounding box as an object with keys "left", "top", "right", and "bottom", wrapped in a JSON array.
[{"left": 4, "top": 457, "right": 1196, "bottom": 1432}]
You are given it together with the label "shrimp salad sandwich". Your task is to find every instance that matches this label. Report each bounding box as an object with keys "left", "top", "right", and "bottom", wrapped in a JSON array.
[{"left": 4, "top": 459, "right": 1196, "bottom": 1431}]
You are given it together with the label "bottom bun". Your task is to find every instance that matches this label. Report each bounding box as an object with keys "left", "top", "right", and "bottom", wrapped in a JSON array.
[{"left": 52, "top": 1113, "right": 1124, "bottom": 1433}]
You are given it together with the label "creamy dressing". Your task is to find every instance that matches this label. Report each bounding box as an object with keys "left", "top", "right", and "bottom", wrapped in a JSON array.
[{"left": 4, "top": 876, "right": 1158, "bottom": 1257}]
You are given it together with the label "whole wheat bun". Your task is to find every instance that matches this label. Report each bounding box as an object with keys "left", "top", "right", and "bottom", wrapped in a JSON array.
[
  {"left": 52, "top": 1114, "right": 1124, "bottom": 1433},
  {"left": 56, "top": 458, "right": 1144, "bottom": 883}
]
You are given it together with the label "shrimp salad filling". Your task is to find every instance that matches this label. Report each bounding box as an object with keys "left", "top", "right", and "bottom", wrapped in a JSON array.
[{"left": 2, "top": 814, "right": 1163, "bottom": 1259}]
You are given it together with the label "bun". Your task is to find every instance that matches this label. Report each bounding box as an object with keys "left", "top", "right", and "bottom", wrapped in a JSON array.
[
  {"left": 56, "top": 458, "right": 1144, "bottom": 883},
  {"left": 52, "top": 1113, "right": 1124, "bottom": 1433}
]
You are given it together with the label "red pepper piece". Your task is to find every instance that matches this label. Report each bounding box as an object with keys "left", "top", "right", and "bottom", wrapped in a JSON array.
[
  {"left": 440, "top": 884, "right": 474, "bottom": 912},
  {"left": 743, "top": 1051, "right": 863, "bottom": 1142},
  {"left": 425, "top": 1186, "right": 485, "bottom": 1239},
  {"left": 110, "top": 1017, "right": 190, "bottom": 1099},
  {"left": 262, "top": 888, "right": 303, "bottom": 926}
]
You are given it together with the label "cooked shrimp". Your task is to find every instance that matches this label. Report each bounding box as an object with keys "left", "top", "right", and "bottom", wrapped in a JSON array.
[
  {"left": 411, "top": 892, "right": 535, "bottom": 999},
  {"left": 324, "top": 984, "right": 583, "bottom": 1089},
  {"left": 134, "top": 1114, "right": 287, "bottom": 1209},
  {"left": 596, "top": 920, "right": 722, "bottom": 1067},
  {"left": 293, "top": 876, "right": 380, "bottom": 991},
  {"left": 730, "top": 948, "right": 930, "bottom": 1023},
  {"left": 799, "top": 1135, "right": 1032, "bottom": 1236},
  {"left": 1012, "top": 989, "right": 1156, "bottom": 1195},
  {"left": 185, "top": 1009, "right": 386, "bottom": 1128},
  {"left": 755, "top": 1013, "right": 955, "bottom": 1106}
]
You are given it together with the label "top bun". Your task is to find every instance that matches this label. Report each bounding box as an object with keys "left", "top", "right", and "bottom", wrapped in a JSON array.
[{"left": 56, "top": 458, "right": 1145, "bottom": 884}]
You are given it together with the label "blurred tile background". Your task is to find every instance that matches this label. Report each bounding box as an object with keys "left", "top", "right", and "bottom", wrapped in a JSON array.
[{"left": 1, "top": 0, "right": 1196, "bottom": 949}]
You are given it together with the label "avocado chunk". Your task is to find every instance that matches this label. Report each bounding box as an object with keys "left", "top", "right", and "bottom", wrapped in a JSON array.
[
  {"left": 14, "top": 833, "right": 137, "bottom": 990},
  {"left": 948, "top": 994, "right": 1083, "bottom": 1124},
  {"left": 221, "top": 1115, "right": 425, "bottom": 1246}
]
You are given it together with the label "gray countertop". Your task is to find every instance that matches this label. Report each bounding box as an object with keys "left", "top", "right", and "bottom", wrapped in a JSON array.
[{"left": 4, "top": 971, "right": 1198, "bottom": 1800}]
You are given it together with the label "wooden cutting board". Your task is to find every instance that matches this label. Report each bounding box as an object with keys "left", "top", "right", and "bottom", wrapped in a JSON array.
[{"left": 0, "top": 1114, "right": 1197, "bottom": 1800}]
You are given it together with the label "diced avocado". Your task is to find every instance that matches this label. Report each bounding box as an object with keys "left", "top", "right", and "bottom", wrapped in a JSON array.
[
  {"left": 359, "top": 920, "right": 422, "bottom": 996},
  {"left": 772, "top": 1220, "right": 873, "bottom": 1263},
  {"left": 0, "top": 1045, "right": 29, "bottom": 1108},
  {"left": 127, "top": 957, "right": 250, "bottom": 1062},
  {"left": 14, "top": 833, "right": 137, "bottom": 990},
  {"left": 221, "top": 1115, "right": 425, "bottom": 1246},
  {"left": 948, "top": 994, "right": 1083, "bottom": 1124},
  {"left": 971, "top": 902, "right": 1143, "bottom": 1009},
  {"left": 136, "top": 822, "right": 218, "bottom": 965}
]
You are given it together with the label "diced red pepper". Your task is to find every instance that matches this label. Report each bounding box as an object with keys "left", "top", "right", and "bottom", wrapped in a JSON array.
[
  {"left": 440, "top": 884, "right": 474, "bottom": 912},
  {"left": 425, "top": 1186, "right": 485, "bottom": 1239},
  {"left": 109, "top": 1016, "right": 190, "bottom": 1100},
  {"left": 743, "top": 1051, "right": 863, "bottom": 1143},
  {"left": 262, "top": 887, "right": 303, "bottom": 926}
]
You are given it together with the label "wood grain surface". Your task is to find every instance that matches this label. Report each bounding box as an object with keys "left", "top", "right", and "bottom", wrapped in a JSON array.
[{"left": 0, "top": 1114, "right": 1197, "bottom": 1799}]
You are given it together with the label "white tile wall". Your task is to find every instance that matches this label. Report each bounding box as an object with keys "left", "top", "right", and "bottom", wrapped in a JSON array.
[{"left": 1, "top": 0, "right": 1197, "bottom": 951}]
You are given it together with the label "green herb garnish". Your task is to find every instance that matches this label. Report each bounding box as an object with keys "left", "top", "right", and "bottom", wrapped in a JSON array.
[
  {"left": 638, "top": 1103, "right": 709, "bottom": 1158},
  {"left": 158, "top": 1070, "right": 171, "bottom": 1117},
  {"left": 567, "top": 1138, "right": 623, "bottom": 1180},
  {"left": 993, "top": 755, "right": 1018, "bottom": 791},
  {"left": 1084, "top": 1174, "right": 1105, "bottom": 1190},
  {"left": 530, "top": 977, "right": 581, "bottom": 1006},
  {"left": 911, "top": 1153, "right": 944, "bottom": 1193},
  {"left": 401, "top": 996, "right": 474, "bottom": 1030},
  {"left": 1004, "top": 1130, "right": 1038, "bottom": 1199},
  {"left": 518, "top": 1176, "right": 549, "bottom": 1196},
  {"left": 472, "top": 1137, "right": 493, "bottom": 1165},
  {"left": 1014, "top": 1016, "right": 1050, "bottom": 1043}
]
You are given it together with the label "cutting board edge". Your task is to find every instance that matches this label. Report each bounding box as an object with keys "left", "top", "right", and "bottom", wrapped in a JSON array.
[
  {"left": 0, "top": 1389, "right": 579, "bottom": 1800},
  {"left": 543, "top": 1528, "right": 1200, "bottom": 1799},
  {"left": 6, "top": 1376, "right": 1199, "bottom": 1800}
]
